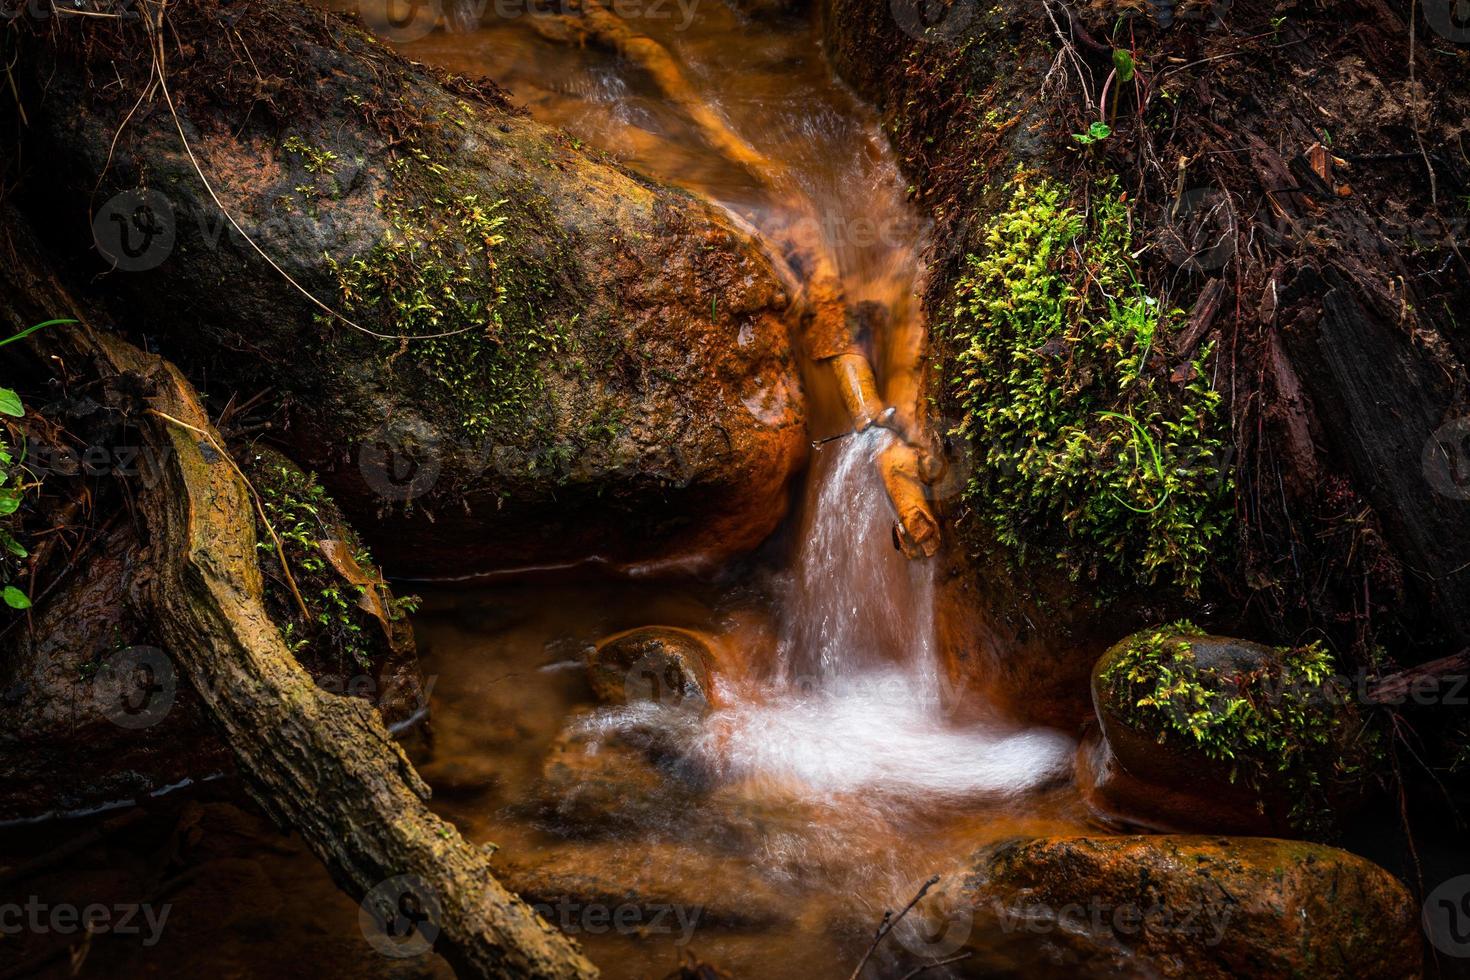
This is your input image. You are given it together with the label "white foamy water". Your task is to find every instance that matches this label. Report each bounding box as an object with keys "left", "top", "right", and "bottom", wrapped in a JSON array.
[
  {"left": 584, "top": 431, "right": 1074, "bottom": 801},
  {"left": 699, "top": 674, "right": 1074, "bottom": 798}
]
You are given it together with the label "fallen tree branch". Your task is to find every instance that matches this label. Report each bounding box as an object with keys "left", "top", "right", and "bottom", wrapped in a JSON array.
[
  {"left": 1365, "top": 650, "right": 1470, "bottom": 705},
  {"left": 52, "top": 322, "right": 598, "bottom": 980},
  {"left": 848, "top": 874, "right": 940, "bottom": 980}
]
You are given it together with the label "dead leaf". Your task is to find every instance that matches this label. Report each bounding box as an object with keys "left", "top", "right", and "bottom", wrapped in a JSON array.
[{"left": 318, "top": 539, "right": 393, "bottom": 640}]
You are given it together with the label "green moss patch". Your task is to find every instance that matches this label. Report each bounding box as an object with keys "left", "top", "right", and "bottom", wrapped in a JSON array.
[
  {"left": 1100, "top": 623, "right": 1380, "bottom": 834},
  {"left": 250, "top": 450, "right": 417, "bottom": 670},
  {"left": 945, "top": 172, "right": 1230, "bottom": 593},
  {"left": 302, "top": 132, "right": 571, "bottom": 441}
]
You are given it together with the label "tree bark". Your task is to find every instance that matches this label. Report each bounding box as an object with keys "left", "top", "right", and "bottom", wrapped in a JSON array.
[{"left": 50, "top": 321, "right": 598, "bottom": 980}]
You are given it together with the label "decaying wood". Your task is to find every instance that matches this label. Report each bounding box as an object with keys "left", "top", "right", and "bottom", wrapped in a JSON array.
[
  {"left": 832, "top": 352, "right": 888, "bottom": 429},
  {"left": 1281, "top": 265, "right": 1470, "bottom": 640},
  {"left": 1365, "top": 650, "right": 1470, "bottom": 705},
  {"left": 1173, "top": 277, "right": 1228, "bottom": 360},
  {"left": 51, "top": 323, "right": 597, "bottom": 980},
  {"left": 878, "top": 441, "right": 940, "bottom": 559}
]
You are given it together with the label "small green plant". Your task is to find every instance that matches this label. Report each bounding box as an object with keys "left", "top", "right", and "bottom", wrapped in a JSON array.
[
  {"left": 1100, "top": 624, "right": 1380, "bottom": 835},
  {"left": 1112, "top": 48, "right": 1136, "bottom": 83},
  {"left": 1072, "top": 121, "right": 1112, "bottom": 146},
  {"left": 945, "top": 174, "right": 1229, "bottom": 592},
  {"left": 282, "top": 135, "right": 340, "bottom": 176},
  {"left": 252, "top": 458, "right": 415, "bottom": 669},
  {"left": 1, "top": 319, "right": 75, "bottom": 610}
]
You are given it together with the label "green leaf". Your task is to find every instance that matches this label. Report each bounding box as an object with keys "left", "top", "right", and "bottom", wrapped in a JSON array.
[
  {"left": 0, "top": 496, "right": 18, "bottom": 516},
  {"left": 0, "top": 319, "right": 76, "bottom": 349},
  {"left": 3, "top": 585, "right": 30, "bottom": 610},
  {"left": 1072, "top": 121, "right": 1113, "bottom": 146},
  {"left": 0, "top": 388, "right": 22, "bottom": 418},
  {"left": 1112, "top": 49, "right": 1136, "bottom": 83}
]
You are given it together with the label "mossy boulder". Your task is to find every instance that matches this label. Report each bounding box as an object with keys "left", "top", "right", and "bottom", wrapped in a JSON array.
[
  {"left": 1081, "top": 625, "right": 1380, "bottom": 836},
  {"left": 10, "top": 0, "right": 806, "bottom": 576},
  {"left": 936, "top": 836, "right": 1420, "bottom": 979}
]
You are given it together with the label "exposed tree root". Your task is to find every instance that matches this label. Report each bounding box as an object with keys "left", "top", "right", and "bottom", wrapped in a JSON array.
[
  {"left": 39, "top": 319, "right": 598, "bottom": 980},
  {"left": 521, "top": 0, "right": 943, "bottom": 554}
]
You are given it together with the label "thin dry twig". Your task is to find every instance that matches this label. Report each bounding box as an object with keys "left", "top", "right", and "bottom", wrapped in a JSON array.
[
  {"left": 1408, "top": 0, "right": 1439, "bottom": 205},
  {"left": 848, "top": 874, "right": 942, "bottom": 980},
  {"left": 897, "top": 952, "right": 974, "bottom": 980}
]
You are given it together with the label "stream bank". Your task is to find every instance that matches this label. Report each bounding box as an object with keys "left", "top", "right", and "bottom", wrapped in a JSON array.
[{"left": 0, "top": 0, "right": 1463, "bottom": 977}]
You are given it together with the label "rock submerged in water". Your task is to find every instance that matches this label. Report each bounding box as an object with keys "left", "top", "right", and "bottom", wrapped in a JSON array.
[
  {"left": 938, "top": 836, "right": 1420, "bottom": 979},
  {"left": 586, "top": 627, "right": 716, "bottom": 711},
  {"left": 1079, "top": 626, "right": 1379, "bottom": 836}
]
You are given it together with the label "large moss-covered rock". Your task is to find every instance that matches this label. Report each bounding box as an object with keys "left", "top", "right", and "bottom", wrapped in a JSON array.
[
  {"left": 9, "top": 0, "right": 806, "bottom": 576},
  {"left": 937, "top": 835, "right": 1420, "bottom": 979},
  {"left": 1082, "top": 626, "right": 1380, "bottom": 836}
]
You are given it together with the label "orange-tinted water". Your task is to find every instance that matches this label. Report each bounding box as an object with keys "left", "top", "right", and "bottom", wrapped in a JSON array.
[
  {"left": 336, "top": 5, "right": 1099, "bottom": 976},
  {"left": 0, "top": 6, "right": 1095, "bottom": 979}
]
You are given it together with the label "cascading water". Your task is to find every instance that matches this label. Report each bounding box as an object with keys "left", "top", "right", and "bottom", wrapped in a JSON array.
[
  {"left": 363, "top": 5, "right": 1093, "bottom": 973},
  {"left": 375, "top": 0, "right": 1077, "bottom": 803},
  {"left": 576, "top": 424, "right": 1071, "bottom": 807},
  {"left": 777, "top": 429, "right": 927, "bottom": 686},
  {"left": 650, "top": 428, "right": 1073, "bottom": 802}
]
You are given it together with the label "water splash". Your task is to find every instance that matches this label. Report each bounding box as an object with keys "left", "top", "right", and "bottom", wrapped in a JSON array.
[{"left": 582, "top": 430, "right": 1073, "bottom": 801}]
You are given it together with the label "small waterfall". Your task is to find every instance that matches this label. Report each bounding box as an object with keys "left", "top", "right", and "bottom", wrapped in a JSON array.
[
  {"left": 776, "top": 428, "right": 936, "bottom": 688},
  {"left": 673, "top": 428, "right": 1072, "bottom": 802}
]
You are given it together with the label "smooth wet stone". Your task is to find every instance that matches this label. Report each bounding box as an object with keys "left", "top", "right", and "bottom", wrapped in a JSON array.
[
  {"left": 585, "top": 627, "right": 716, "bottom": 711},
  {"left": 935, "top": 836, "right": 1420, "bottom": 979},
  {"left": 496, "top": 841, "right": 794, "bottom": 933}
]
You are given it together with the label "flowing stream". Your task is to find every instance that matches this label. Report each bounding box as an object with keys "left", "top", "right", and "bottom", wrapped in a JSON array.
[{"left": 343, "top": 2, "right": 1087, "bottom": 975}]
